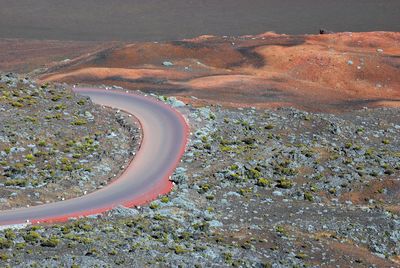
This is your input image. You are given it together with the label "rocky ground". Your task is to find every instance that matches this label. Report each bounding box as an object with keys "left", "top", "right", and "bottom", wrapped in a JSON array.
[
  {"left": 0, "top": 73, "right": 139, "bottom": 209},
  {"left": 0, "top": 91, "right": 398, "bottom": 267}
]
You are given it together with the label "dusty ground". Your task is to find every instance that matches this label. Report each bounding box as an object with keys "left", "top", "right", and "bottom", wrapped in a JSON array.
[
  {"left": 31, "top": 31, "right": 400, "bottom": 112},
  {"left": 0, "top": 39, "right": 118, "bottom": 74}
]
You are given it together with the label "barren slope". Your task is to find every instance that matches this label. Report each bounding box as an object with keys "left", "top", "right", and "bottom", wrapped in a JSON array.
[{"left": 39, "top": 32, "right": 400, "bottom": 112}]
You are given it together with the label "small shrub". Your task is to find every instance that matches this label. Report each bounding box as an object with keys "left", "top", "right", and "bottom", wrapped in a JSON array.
[
  {"left": 199, "top": 184, "right": 211, "bottom": 193},
  {"left": 38, "top": 140, "right": 46, "bottom": 147},
  {"left": 72, "top": 119, "right": 87, "bottom": 126},
  {"left": 10, "top": 101, "right": 23, "bottom": 107},
  {"left": 223, "top": 252, "right": 233, "bottom": 262},
  {"left": 25, "top": 154, "right": 35, "bottom": 161},
  {"left": 0, "top": 237, "right": 12, "bottom": 249},
  {"left": 23, "top": 231, "right": 42, "bottom": 243},
  {"left": 246, "top": 168, "right": 261, "bottom": 180},
  {"left": 5, "top": 179, "right": 28, "bottom": 187},
  {"left": 149, "top": 203, "right": 159, "bottom": 209},
  {"left": 0, "top": 253, "right": 9, "bottom": 261},
  {"left": 161, "top": 196, "right": 169, "bottom": 203},
  {"left": 238, "top": 187, "right": 252, "bottom": 196},
  {"left": 329, "top": 188, "right": 337, "bottom": 194},
  {"left": 153, "top": 214, "right": 164, "bottom": 221},
  {"left": 242, "top": 137, "right": 256, "bottom": 145},
  {"left": 51, "top": 95, "right": 62, "bottom": 102},
  {"left": 265, "top": 124, "right": 274, "bottom": 130},
  {"left": 304, "top": 192, "right": 314, "bottom": 202},
  {"left": 54, "top": 104, "right": 66, "bottom": 110},
  {"left": 275, "top": 225, "right": 288, "bottom": 236},
  {"left": 257, "top": 178, "right": 271, "bottom": 187},
  {"left": 345, "top": 142, "right": 352, "bottom": 149},
  {"left": 296, "top": 252, "right": 308, "bottom": 259},
  {"left": 41, "top": 236, "right": 60, "bottom": 247},
  {"left": 276, "top": 178, "right": 293, "bottom": 189},
  {"left": 4, "top": 229, "right": 16, "bottom": 240},
  {"left": 15, "top": 242, "right": 26, "bottom": 250},
  {"left": 174, "top": 245, "right": 188, "bottom": 254},
  {"left": 229, "top": 164, "right": 239, "bottom": 171}
]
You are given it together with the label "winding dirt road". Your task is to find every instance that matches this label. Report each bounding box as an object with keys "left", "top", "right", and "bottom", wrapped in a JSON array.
[{"left": 0, "top": 88, "right": 189, "bottom": 226}]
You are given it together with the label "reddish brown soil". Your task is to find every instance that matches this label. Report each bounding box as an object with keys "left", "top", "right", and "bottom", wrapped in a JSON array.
[
  {"left": 0, "top": 38, "right": 119, "bottom": 74},
  {"left": 340, "top": 178, "right": 400, "bottom": 215},
  {"left": 36, "top": 32, "right": 400, "bottom": 112},
  {"left": 294, "top": 229, "right": 399, "bottom": 267}
]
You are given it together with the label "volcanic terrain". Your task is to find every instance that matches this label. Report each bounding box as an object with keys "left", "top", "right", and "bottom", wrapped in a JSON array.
[
  {"left": 29, "top": 31, "right": 400, "bottom": 112},
  {"left": 0, "top": 31, "right": 399, "bottom": 267}
]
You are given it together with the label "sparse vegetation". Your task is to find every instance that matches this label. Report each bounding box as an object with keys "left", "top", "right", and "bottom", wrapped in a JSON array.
[
  {"left": 0, "top": 75, "right": 399, "bottom": 267},
  {"left": 0, "top": 74, "right": 139, "bottom": 209}
]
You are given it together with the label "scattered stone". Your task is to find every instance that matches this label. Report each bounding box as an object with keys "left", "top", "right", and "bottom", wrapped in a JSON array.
[{"left": 162, "top": 61, "right": 174, "bottom": 67}]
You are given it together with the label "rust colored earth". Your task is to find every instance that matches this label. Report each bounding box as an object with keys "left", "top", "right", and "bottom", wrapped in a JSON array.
[{"left": 31, "top": 31, "right": 400, "bottom": 113}]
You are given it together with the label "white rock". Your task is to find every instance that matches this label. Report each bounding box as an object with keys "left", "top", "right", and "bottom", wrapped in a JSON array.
[
  {"left": 162, "top": 61, "right": 174, "bottom": 67},
  {"left": 272, "top": 191, "right": 283, "bottom": 197},
  {"left": 209, "top": 220, "right": 223, "bottom": 228}
]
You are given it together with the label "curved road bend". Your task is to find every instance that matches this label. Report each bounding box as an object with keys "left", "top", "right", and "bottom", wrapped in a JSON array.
[{"left": 0, "top": 88, "right": 189, "bottom": 226}]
